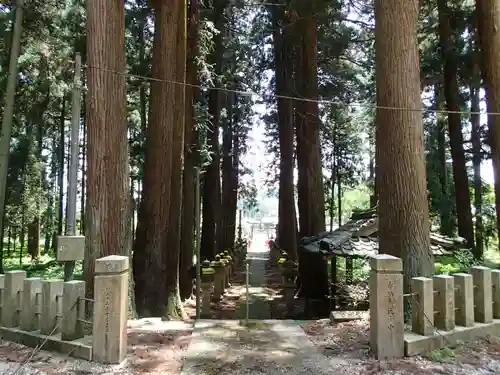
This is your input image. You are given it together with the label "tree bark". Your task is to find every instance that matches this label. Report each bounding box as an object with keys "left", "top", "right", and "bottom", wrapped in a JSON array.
[
  {"left": 180, "top": 0, "right": 200, "bottom": 300},
  {"left": 374, "top": 0, "right": 433, "bottom": 291},
  {"left": 200, "top": 0, "right": 225, "bottom": 260},
  {"left": 133, "top": 0, "right": 187, "bottom": 318},
  {"left": 475, "top": 0, "right": 500, "bottom": 251},
  {"left": 85, "top": 0, "right": 129, "bottom": 299},
  {"left": 273, "top": 6, "right": 298, "bottom": 261},
  {"left": 293, "top": 5, "right": 328, "bottom": 300},
  {"left": 437, "top": 0, "right": 475, "bottom": 250}
]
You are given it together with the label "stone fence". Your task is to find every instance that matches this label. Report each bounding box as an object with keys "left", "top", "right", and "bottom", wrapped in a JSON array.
[
  {"left": 0, "top": 255, "right": 129, "bottom": 364},
  {"left": 371, "top": 254, "right": 500, "bottom": 359}
]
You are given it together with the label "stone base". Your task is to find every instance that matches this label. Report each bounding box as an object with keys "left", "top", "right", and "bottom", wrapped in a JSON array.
[
  {"left": 0, "top": 326, "right": 92, "bottom": 360},
  {"left": 404, "top": 319, "right": 500, "bottom": 356},
  {"left": 330, "top": 310, "right": 368, "bottom": 323}
]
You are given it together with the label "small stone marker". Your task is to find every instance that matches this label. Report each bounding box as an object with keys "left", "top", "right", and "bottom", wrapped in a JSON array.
[
  {"left": 92, "top": 255, "right": 129, "bottom": 364},
  {"left": 470, "top": 266, "right": 493, "bottom": 323},
  {"left": 369, "top": 254, "right": 404, "bottom": 359},
  {"left": 2, "top": 271, "right": 26, "bottom": 328},
  {"left": 20, "top": 277, "right": 42, "bottom": 331},
  {"left": 56, "top": 235, "right": 85, "bottom": 262},
  {"left": 433, "top": 275, "right": 455, "bottom": 331},
  {"left": 411, "top": 277, "right": 434, "bottom": 336},
  {"left": 492, "top": 270, "right": 500, "bottom": 319},
  {"left": 454, "top": 273, "right": 474, "bottom": 327},
  {"left": 62, "top": 280, "right": 85, "bottom": 341},
  {"left": 40, "top": 279, "right": 64, "bottom": 335}
]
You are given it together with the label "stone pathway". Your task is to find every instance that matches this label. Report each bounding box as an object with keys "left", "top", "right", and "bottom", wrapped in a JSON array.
[
  {"left": 180, "top": 320, "right": 333, "bottom": 375},
  {"left": 235, "top": 233, "right": 272, "bottom": 320}
]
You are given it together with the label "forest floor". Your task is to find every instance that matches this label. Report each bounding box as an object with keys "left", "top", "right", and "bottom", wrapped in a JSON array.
[{"left": 2, "top": 234, "right": 500, "bottom": 374}]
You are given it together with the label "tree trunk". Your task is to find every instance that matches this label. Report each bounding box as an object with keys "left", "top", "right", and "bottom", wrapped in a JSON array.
[
  {"left": 179, "top": 0, "right": 200, "bottom": 301},
  {"left": 374, "top": 0, "right": 433, "bottom": 291},
  {"left": 435, "top": 84, "right": 454, "bottom": 236},
  {"left": 133, "top": 0, "right": 186, "bottom": 318},
  {"left": 273, "top": 7, "right": 298, "bottom": 261},
  {"left": 85, "top": 0, "right": 129, "bottom": 300},
  {"left": 437, "top": 0, "right": 475, "bottom": 250},
  {"left": 200, "top": 0, "right": 225, "bottom": 260},
  {"left": 476, "top": 0, "right": 500, "bottom": 251},
  {"left": 293, "top": 5, "right": 328, "bottom": 300},
  {"left": 470, "top": 51, "right": 483, "bottom": 259}
]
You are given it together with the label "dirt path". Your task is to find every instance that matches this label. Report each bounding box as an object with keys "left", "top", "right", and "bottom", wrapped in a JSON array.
[{"left": 181, "top": 320, "right": 333, "bottom": 375}]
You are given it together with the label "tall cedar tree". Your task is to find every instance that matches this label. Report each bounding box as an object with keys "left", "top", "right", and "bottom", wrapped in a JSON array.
[
  {"left": 272, "top": 5, "right": 298, "bottom": 261},
  {"left": 437, "top": 0, "right": 475, "bottom": 252},
  {"left": 200, "top": 0, "right": 225, "bottom": 260},
  {"left": 84, "top": 0, "right": 130, "bottom": 299},
  {"left": 180, "top": 0, "right": 200, "bottom": 300},
  {"left": 374, "top": 0, "right": 434, "bottom": 289},
  {"left": 476, "top": 0, "right": 500, "bottom": 251},
  {"left": 133, "top": 0, "right": 187, "bottom": 318},
  {"left": 292, "top": 3, "right": 328, "bottom": 299}
]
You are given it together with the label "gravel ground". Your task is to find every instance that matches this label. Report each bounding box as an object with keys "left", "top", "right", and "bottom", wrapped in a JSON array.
[
  {"left": 0, "top": 319, "right": 193, "bottom": 375},
  {"left": 301, "top": 318, "right": 500, "bottom": 375}
]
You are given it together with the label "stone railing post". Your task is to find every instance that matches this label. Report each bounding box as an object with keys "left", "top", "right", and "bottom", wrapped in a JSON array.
[
  {"left": 454, "top": 273, "right": 474, "bottom": 326},
  {"left": 2, "top": 271, "right": 25, "bottom": 327},
  {"left": 92, "top": 255, "right": 129, "bottom": 364},
  {"left": 470, "top": 266, "right": 493, "bottom": 323},
  {"left": 369, "top": 254, "right": 404, "bottom": 359}
]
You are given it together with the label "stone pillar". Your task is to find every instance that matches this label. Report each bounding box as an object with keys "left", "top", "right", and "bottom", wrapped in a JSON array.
[
  {"left": 20, "top": 277, "right": 42, "bottom": 331},
  {"left": 2, "top": 270, "right": 26, "bottom": 328},
  {"left": 492, "top": 270, "right": 500, "bottom": 319},
  {"left": 212, "top": 260, "right": 224, "bottom": 301},
  {"left": 40, "top": 279, "right": 64, "bottom": 335},
  {"left": 470, "top": 266, "right": 493, "bottom": 323},
  {"left": 92, "top": 255, "right": 129, "bottom": 364},
  {"left": 61, "top": 280, "right": 85, "bottom": 341},
  {"left": 411, "top": 277, "right": 434, "bottom": 336},
  {"left": 454, "top": 273, "right": 474, "bottom": 327},
  {"left": 0, "top": 274, "right": 4, "bottom": 319},
  {"left": 201, "top": 261, "right": 214, "bottom": 318},
  {"left": 369, "top": 254, "right": 404, "bottom": 359},
  {"left": 433, "top": 275, "right": 455, "bottom": 331}
]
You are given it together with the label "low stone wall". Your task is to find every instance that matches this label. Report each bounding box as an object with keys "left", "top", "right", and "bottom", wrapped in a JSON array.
[
  {"left": 370, "top": 254, "right": 500, "bottom": 359},
  {"left": 0, "top": 255, "right": 129, "bottom": 364}
]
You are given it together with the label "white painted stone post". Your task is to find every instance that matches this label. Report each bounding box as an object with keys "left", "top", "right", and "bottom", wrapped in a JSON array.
[
  {"left": 92, "top": 255, "right": 129, "bottom": 364},
  {"left": 369, "top": 254, "right": 404, "bottom": 359},
  {"left": 2, "top": 270, "right": 25, "bottom": 327}
]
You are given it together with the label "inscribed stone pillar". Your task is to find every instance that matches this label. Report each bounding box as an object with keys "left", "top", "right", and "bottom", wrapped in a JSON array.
[
  {"left": 369, "top": 254, "right": 404, "bottom": 359},
  {"left": 1, "top": 271, "right": 26, "bottom": 328},
  {"left": 20, "top": 277, "right": 42, "bottom": 331},
  {"left": 40, "top": 279, "right": 64, "bottom": 335},
  {"left": 92, "top": 255, "right": 129, "bottom": 364},
  {"left": 470, "top": 266, "right": 493, "bottom": 323}
]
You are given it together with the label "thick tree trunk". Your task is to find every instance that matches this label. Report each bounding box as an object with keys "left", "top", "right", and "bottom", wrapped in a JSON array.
[
  {"left": 179, "top": 0, "right": 199, "bottom": 300},
  {"left": 85, "top": 0, "right": 129, "bottom": 299},
  {"left": 200, "top": 0, "right": 225, "bottom": 260},
  {"left": 374, "top": 0, "right": 433, "bottom": 291},
  {"left": 437, "top": 0, "right": 475, "bottom": 250},
  {"left": 293, "top": 6, "right": 328, "bottom": 300},
  {"left": 273, "top": 8, "right": 298, "bottom": 261},
  {"left": 133, "top": 0, "right": 186, "bottom": 318},
  {"left": 476, "top": 0, "right": 500, "bottom": 251}
]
